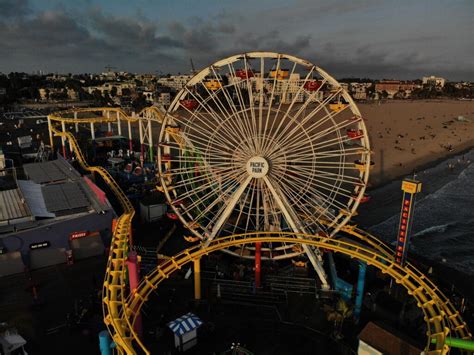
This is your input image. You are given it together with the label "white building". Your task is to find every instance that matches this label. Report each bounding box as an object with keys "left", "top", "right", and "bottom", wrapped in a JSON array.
[
  {"left": 157, "top": 75, "right": 193, "bottom": 91},
  {"left": 422, "top": 76, "right": 446, "bottom": 87}
]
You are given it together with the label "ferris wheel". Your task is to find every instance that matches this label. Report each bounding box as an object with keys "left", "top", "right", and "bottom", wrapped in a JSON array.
[{"left": 158, "top": 52, "right": 371, "bottom": 281}]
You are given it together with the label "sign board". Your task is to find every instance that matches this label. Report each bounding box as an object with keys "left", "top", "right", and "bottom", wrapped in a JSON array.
[
  {"left": 69, "top": 231, "right": 88, "bottom": 240},
  {"left": 30, "top": 241, "right": 50, "bottom": 250}
]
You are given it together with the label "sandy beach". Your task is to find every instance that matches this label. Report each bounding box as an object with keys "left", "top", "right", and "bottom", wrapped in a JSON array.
[{"left": 360, "top": 100, "right": 474, "bottom": 186}]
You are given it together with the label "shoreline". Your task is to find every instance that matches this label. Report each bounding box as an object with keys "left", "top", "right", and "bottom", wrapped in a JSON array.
[{"left": 369, "top": 142, "right": 474, "bottom": 189}]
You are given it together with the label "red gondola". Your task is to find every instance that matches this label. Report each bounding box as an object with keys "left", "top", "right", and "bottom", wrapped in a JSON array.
[
  {"left": 235, "top": 69, "right": 254, "bottom": 79},
  {"left": 180, "top": 99, "right": 199, "bottom": 110},
  {"left": 352, "top": 193, "right": 371, "bottom": 203},
  {"left": 166, "top": 212, "right": 179, "bottom": 220},
  {"left": 347, "top": 129, "right": 364, "bottom": 139},
  {"left": 161, "top": 154, "right": 171, "bottom": 162},
  {"left": 304, "top": 80, "right": 321, "bottom": 91}
]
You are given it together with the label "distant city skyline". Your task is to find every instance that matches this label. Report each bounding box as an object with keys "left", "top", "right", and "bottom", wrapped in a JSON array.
[{"left": 0, "top": 0, "right": 473, "bottom": 80}]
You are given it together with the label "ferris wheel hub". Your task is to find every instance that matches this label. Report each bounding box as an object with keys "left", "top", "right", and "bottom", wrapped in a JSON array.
[{"left": 246, "top": 156, "right": 269, "bottom": 178}]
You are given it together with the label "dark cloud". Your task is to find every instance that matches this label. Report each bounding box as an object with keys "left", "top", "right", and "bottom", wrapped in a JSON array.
[
  {"left": 89, "top": 9, "right": 183, "bottom": 50},
  {"left": 0, "top": 0, "right": 30, "bottom": 18},
  {"left": 0, "top": 1, "right": 471, "bottom": 80}
]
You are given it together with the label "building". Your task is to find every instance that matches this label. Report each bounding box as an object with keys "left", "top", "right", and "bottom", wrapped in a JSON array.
[
  {"left": 358, "top": 322, "right": 422, "bottom": 355},
  {"left": 375, "top": 81, "right": 417, "bottom": 98},
  {"left": 422, "top": 76, "right": 446, "bottom": 88},
  {"left": 157, "top": 92, "right": 171, "bottom": 106},
  {"left": 0, "top": 156, "right": 115, "bottom": 276},
  {"left": 157, "top": 75, "right": 193, "bottom": 91}
]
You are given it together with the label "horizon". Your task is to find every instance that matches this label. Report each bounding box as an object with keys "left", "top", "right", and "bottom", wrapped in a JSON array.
[{"left": 0, "top": 0, "right": 473, "bottom": 81}]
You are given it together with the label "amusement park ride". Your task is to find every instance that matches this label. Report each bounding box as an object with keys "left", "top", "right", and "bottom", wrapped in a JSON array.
[{"left": 46, "top": 52, "right": 471, "bottom": 354}]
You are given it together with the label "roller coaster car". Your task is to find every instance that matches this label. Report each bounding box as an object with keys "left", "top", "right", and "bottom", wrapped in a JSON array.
[
  {"left": 184, "top": 235, "right": 200, "bottom": 243},
  {"left": 180, "top": 99, "right": 199, "bottom": 110},
  {"left": 235, "top": 69, "right": 254, "bottom": 79},
  {"left": 346, "top": 129, "right": 364, "bottom": 140},
  {"left": 304, "top": 80, "right": 321, "bottom": 91}
]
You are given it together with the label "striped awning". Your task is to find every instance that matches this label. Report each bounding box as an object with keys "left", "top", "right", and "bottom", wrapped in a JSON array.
[{"left": 167, "top": 313, "right": 202, "bottom": 336}]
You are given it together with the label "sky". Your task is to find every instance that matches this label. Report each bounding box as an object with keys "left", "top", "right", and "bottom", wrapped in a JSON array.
[{"left": 0, "top": 0, "right": 472, "bottom": 80}]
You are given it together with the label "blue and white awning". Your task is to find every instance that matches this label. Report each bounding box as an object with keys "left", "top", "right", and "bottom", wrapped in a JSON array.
[{"left": 167, "top": 313, "right": 203, "bottom": 336}]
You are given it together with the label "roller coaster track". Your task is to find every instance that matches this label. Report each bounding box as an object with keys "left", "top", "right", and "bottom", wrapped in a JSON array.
[
  {"left": 48, "top": 107, "right": 471, "bottom": 355},
  {"left": 126, "top": 232, "right": 470, "bottom": 355},
  {"left": 337, "top": 224, "right": 471, "bottom": 342}
]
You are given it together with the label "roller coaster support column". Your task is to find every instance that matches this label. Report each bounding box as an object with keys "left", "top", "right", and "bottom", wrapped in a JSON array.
[
  {"left": 354, "top": 261, "right": 367, "bottom": 322},
  {"left": 74, "top": 112, "right": 79, "bottom": 133},
  {"left": 116, "top": 112, "right": 122, "bottom": 136},
  {"left": 255, "top": 242, "right": 261, "bottom": 288},
  {"left": 61, "top": 120, "right": 67, "bottom": 158},
  {"left": 127, "top": 118, "right": 132, "bottom": 152},
  {"left": 90, "top": 122, "right": 95, "bottom": 140},
  {"left": 106, "top": 111, "right": 112, "bottom": 133},
  {"left": 194, "top": 258, "right": 201, "bottom": 300},
  {"left": 127, "top": 251, "right": 143, "bottom": 338},
  {"left": 138, "top": 113, "right": 144, "bottom": 166},
  {"left": 47, "top": 116, "right": 54, "bottom": 149},
  {"left": 148, "top": 113, "right": 153, "bottom": 162}
]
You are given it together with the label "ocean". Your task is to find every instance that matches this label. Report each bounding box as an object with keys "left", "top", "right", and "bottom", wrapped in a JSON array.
[{"left": 368, "top": 149, "right": 474, "bottom": 275}]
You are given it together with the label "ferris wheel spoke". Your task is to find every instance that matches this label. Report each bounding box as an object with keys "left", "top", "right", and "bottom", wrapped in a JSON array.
[
  {"left": 256, "top": 55, "right": 282, "bottom": 156},
  {"left": 171, "top": 112, "right": 240, "bottom": 153},
  {"left": 279, "top": 171, "right": 350, "bottom": 210},
  {"left": 263, "top": 66, "right": 315, "bottom": 153},
  {"left": 230, "top": 180, "right": 256, "bottom": 235},
  {"left": 263, "top": 175, "right": 329, "bottom": 286},
  {"left": 180, "top": 172, "right": 247, "bottom": 219},
  {"left": 278, "top": 184, "right": 339, "bottom": 226},
  {"left": 227, "top": 62, "right": 257, "bottom": 145},
  {"left": 278, "top": 115, "right": 353, "bottom": 155},
  {"left": 242, "top": 56, "right": 259, "bottom": 148},
  {"left": 177, "top": 99, "right": 238, "bottom": 147},
  {"left": 185, "top": 87, "right": 253, "bottom": 152},
  {"left": 287, "top": 169, "right": 354, "bottom": 198},
  {"left": 277, "top": 181, "right": 328, "bottom": 226},
  {"left": 260, "top": 61, "right": 298, "bottom": 156},
  {"left": 210, "top": 66, "right": 256, "bottom": 145},
  {"left": 173, "top": 167, "right": 244, "bottom": 194},
  {"left": 282, "top": 146, "right": 363, "bottom": 162},
  {"left": 203, "top": 175, "right": 253, "bottom": 246},
  {"left": 276, "top": 88, "right": 345, "bottom": 149}
]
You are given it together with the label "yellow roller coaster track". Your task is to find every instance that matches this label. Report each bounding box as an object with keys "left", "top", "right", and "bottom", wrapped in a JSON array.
[{"left": 48, "top": 107, "right": 471, "bottom": 355}]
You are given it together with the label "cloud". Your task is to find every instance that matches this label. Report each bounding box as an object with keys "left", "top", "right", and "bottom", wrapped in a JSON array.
[
  {"left": 0, "top": 1, "right": 472, "bottom": 80},
  {"left": 0, "top": 0, "right": 30, "bottom": 18}
]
